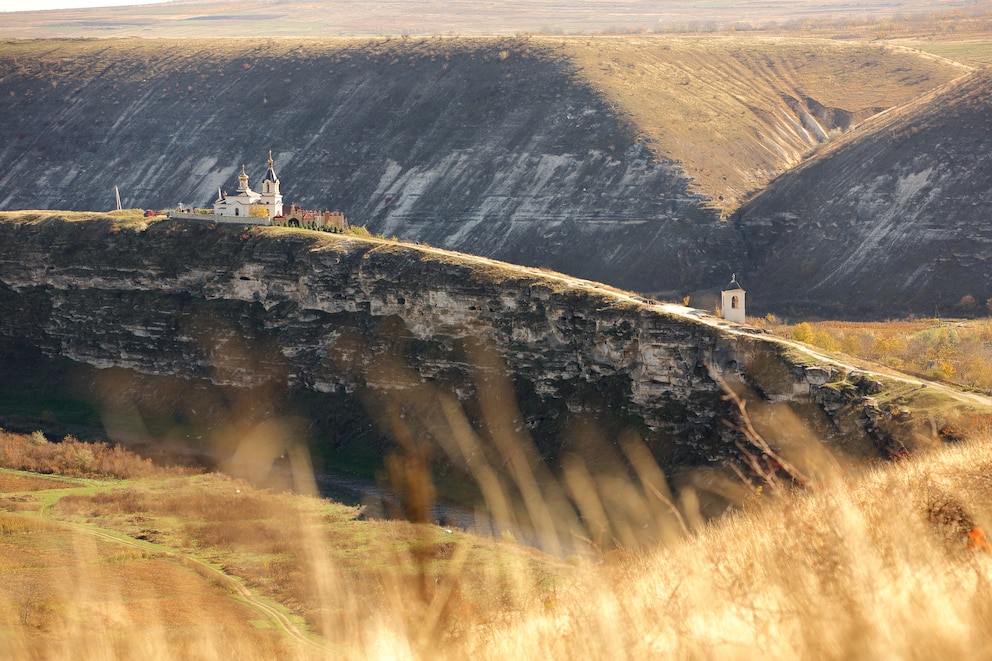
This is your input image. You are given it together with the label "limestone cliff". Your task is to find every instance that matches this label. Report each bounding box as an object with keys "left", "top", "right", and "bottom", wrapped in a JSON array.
[
  {"left": 0, "top": 38, "right": 725, "bottom": 298},
  {"left": 2, "top": 212, "right": 954, "bottom": 517}
]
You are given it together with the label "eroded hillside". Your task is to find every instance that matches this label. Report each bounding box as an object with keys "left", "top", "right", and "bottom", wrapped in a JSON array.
[
  {"left": 562, "top": 36, "right": 969, "bottom": 212},
  {"left": 737, "top": 66, "right": 992, "bottom": 317},
  {"left": 0, "top": 37, "right": 966, "bottom": 299}
]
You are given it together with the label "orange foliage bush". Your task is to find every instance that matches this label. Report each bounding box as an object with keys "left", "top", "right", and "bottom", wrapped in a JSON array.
[
  {"left": 0, "top": 429, "right": 197, "bottom": 479},
  {"left": 787, "top": 319, "right": 992, "bottom": 391}
]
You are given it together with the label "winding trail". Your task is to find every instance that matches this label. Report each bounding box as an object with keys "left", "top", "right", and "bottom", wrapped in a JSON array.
[{"left": 652, "top": 302, "right": 992, "bottom": 410}]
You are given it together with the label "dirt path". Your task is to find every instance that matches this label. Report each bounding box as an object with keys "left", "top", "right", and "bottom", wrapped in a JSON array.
[{"left": 652, "top": 301, "right": 992, "bottom": 410}]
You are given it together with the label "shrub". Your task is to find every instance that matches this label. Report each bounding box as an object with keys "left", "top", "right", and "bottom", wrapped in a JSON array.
[
  {"left": 872, "top": 335, "right": 906, "bottom": 361},
  {"left": 778, "top": 318, "right": 992, "bottom": 391},
  {"left": 791, "top": 322, "right": 814, "bottom": 343},
  {"left": 0, "top": 429, "right": 197, "bottom": 479},
  {"left": 812, "top": 330, "right": 840, "bottom": 352}
]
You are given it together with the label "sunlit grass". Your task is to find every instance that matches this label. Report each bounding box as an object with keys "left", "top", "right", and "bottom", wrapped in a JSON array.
[
  {"left": 434, "top": 427, "right": 992, "bottom": 660},
  {"left": 2, "top": 390, "right": 992, "bottom": 658}
]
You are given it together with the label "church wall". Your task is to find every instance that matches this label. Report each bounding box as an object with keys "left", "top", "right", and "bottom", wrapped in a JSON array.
[{"left": 721, "top": 289, "right": 746, "bottom": 324}]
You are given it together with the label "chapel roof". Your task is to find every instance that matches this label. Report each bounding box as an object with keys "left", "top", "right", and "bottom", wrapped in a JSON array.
[{"left": 723, "top": 274, "right": 745, "bottom": 291}]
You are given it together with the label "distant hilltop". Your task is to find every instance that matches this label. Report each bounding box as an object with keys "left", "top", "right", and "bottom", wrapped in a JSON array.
[
  {"left": 0, "top": 0, "right": 978, "bottom": 39},
  {"left": 167, "top": 153, "right": 348, "bottom": 232}
]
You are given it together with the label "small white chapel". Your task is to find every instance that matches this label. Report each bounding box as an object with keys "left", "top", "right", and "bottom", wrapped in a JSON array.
[{"left": 721, "top": 274, "right": 746, "bottom": 324}]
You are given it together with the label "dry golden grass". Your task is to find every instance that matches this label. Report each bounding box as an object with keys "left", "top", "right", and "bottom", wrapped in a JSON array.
[
  {"left": 47, "top": 472, "right": 562, "bottom": 649},
  {"left": 0, "top": 429, "right": 197, "bottom": 480},
  {"left": 0, "top": 441, "right": 296, "bottom": 657},
  {"left": 1, "top": 0, "right": 987, "bottom": 40},
  {"left": 471, "top": 430, "right": 992, "bottom": 660},
  {"left": 0, "top": 525, "right": 296, "bottom": 659},
  {"left": 899, "top": 39, "right": 992, "bottom": 67},
  {"left": 0, "top": 471, "right": 73, "bottom": 493},
  {"left": 1, "top": 386, "right": 992, "bottom": 658}
]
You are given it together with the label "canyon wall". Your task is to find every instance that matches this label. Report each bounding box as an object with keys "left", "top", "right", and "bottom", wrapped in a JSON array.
[
  {"left": 0, "top": 214, "right": 902, "bottom": 513},
  {"left": 0, "top": 38, "right": 968, "bottom": 310},
  {"left": 0, "top": 39, "right": 727, "bottom": 298}
]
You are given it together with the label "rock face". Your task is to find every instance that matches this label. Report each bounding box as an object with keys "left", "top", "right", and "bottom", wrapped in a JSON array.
[
  {"left": 0, "top": 39, "right": 730, "bottom": 298},
  {"left": 736, "top": 67, "right": 992, "bottom": 317},
  {"left": 0, "top": 214, "right": 897, "bottom": 498}
]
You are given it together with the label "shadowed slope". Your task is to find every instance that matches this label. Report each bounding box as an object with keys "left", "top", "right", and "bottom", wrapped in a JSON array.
[{"left": 737, "top": 66, "right": 992, "bottom": 317}]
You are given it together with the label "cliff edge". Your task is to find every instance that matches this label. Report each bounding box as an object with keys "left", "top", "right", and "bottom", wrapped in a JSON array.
[{"left": 1, "top": 212, "right": 986, "bottom": 516}]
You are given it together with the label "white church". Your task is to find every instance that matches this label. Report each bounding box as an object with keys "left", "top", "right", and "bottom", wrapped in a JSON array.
[
  {"left": 167, "top": 153, "right": 347, "bottom": 231},
  {"left": 213, "top": 151, "right": 283, "bottom": 221}
]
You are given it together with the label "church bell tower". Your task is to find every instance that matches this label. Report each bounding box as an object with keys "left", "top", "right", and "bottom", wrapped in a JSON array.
[
  {"left": 721, "top": 274, "right": 746, "bottom": 324},
  {"left": 260, "top": 151, "right": 283, "bottom": 217}
]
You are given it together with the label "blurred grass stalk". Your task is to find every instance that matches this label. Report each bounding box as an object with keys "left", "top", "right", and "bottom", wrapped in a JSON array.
[{"left": 4, "top": 335, "right": 992, "bottom": 659}]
